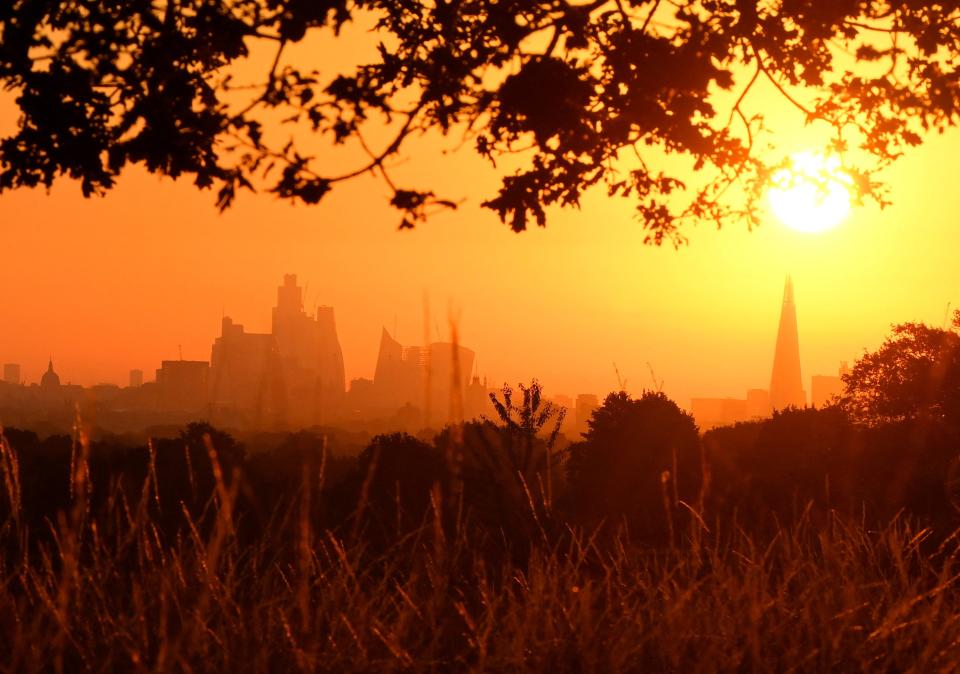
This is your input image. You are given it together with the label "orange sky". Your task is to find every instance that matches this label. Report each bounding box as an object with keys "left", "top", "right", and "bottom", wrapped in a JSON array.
[{"left": 1, "top": 23, "right": 958, "bottom": 408}]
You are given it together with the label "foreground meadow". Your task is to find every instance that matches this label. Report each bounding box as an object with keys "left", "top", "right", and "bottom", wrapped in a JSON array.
[{"left": 2, "top": 404, "right": 960, "bottom": 673}]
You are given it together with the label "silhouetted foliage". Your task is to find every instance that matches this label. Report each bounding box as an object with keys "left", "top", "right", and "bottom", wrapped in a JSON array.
[
  {"left": 705, "top": 405, "right": 960, "bottom": 532},
  {"left": 565, "top": 391, "right": 700, "bottom": 538},
  {"left": 705, "top": 407, "right": 855, "bottom": 526},
  {"left": 436, "top": 420, "right": 551, "bottom": 544},
  {"left": 6, "top": 430, "right": 74, "bottom": 521},
  {"left": 841, "top": 311, "right": 960, "bottom": 427},
  {"left": 243, "top": 430, "right": 354, "bottom": 536},
  {"left": 484, "top": 379, "right": 565, "bottom": 482},
  {"left": 245, "top": 430, "right": 331, "bottom": 495},
  {"left": 151, "top": 422, "right": 244, "bottom": 524},
  {"left": 459, "top": 381, "right": 565, "bottom": 535},
  {"left": 2, "top": 2, "right": 957, "bottom": 239},
  {"left": 342, "top": 432, "right": 444, "bottom": 535}
]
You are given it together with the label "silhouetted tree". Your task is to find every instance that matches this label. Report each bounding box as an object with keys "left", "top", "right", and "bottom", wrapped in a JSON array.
[
  {"left": 840, "top": 312, "right": 960, "bottom": 427},
  {"left": 564, "top": 391, "right": 700, "bottom": 538},
  {"left": 704, "top": 407, "right": 854, "bottom": 524},
  {"left": 0, "top": 422, "right": 250, "bottom": 545},
  {"left": 1, "top": 430, "right": 73, "bottom": 525},
  {"left": 424, "top": 383, "right": 564, "bottom": 539},
  {"left": 486, "top": 380, "right": 565, "bottom": 481},
  {"left": 703, "top": 405, "right": 960, "bottom": 532},
  {"left": 328, "top": 432, "right": 444, "bottom": 538},
  {"left": 2, "top": 3, "right": 957, "bottom": 239},
  {"left": 150, "top": 422, "right": 245, "bottom": 531},
  {"left": 245, "top": 430, "right": 346, "bottom": 494}
]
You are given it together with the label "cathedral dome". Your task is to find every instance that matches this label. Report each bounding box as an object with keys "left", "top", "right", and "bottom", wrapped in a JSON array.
[{"left": 40, "top": 359, "right": 60, "bottom": 388}]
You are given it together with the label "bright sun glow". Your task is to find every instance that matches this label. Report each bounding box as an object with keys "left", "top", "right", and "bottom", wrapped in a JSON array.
[{"left": 767, "top": 152, "right": 853, "bottom": 234}]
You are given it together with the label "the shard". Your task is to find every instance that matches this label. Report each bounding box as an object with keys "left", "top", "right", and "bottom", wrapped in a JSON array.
[{"left": 769, "top": 275, "right": 805, "bottom": 410}]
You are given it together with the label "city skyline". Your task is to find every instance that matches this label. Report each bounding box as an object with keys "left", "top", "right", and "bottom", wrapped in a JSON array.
[
  {"left": 4, "top": 273, "right": 852, "bottom": 423},
  {"left": 0, "top": 243, "right": 920, "bottom": 407},
  {"left": 689, "top": 276, "right": 846, "bottom": 429},
  {"left": 0, "top": 274, "right": 494, "bottom": 433}
]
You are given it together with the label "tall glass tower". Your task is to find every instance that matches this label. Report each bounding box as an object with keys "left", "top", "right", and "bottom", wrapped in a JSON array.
[{"left": 769, "top": 276, "right": 805, "bottom": 410}]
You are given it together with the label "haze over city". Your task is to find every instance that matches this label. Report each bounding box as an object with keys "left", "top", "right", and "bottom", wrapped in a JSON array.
[{"left": 3, "top": 101, "right": 958, "bottom": 406}]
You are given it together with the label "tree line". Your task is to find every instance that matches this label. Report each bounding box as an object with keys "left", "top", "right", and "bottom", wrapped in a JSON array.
[{"left": 3, "top": 313, "right": 960, "bottom": 555}]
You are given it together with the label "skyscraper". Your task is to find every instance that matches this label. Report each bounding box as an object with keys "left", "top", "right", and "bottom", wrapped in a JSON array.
[
  {"left": 2, "top": 363, "right": 20, "bottom": 385},
  {"left": 371, "top": 328, "right": 475, "bottom": 427},
  {"left": 769, "top": 276, "right": 805, "bottom": 410},
  {"left": 271, "top": 274, "right": 346, "bottom": 425},
  {"left": 209, "top": 317, "right": 286, "bottom": 426},
  {"left": 156, "top": 360, "right": 209, "bottom": 411}
]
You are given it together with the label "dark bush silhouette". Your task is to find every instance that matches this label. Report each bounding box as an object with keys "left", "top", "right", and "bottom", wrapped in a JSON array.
[
  {"left": 326, "top": 432, "right": 445, "bottom": 542},
  {"left": 564, "top": 391, "right": 701, "bottom": 539},
  {"left": 433, "top": 382, "right": 566, "bottom": 545},
  {"left": 705, "top": 407, "right": 855, "bottom": 527},
  {"left": 705, "top": 406, "right": 960, "bottom": 534},
  {"left": 436, "top": 420, "right": 549, "bottom": 542},
  {"left": 6, "top": 430, "right": 73, "bottom": 524},
  {"left": 148, "top": 422, "right": 245, "bottom": 533}
]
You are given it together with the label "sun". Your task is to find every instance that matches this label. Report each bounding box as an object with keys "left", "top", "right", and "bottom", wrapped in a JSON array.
[{"left": 767, "top": 152, "right": 853, "bottom": 234}]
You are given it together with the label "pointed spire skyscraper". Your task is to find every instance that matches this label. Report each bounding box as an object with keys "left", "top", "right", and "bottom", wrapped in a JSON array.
[{"left": 769, "top": 276, "right": 805, "bottom": 410}]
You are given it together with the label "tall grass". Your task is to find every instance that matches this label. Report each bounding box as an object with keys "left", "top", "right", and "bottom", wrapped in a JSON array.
[{"left": 2, "top": 426, "right": 960, "bottom": 672}]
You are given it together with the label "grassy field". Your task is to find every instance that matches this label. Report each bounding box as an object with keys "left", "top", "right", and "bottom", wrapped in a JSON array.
[{"left": 3, "top": 427, "right": 960, "bottom": 673}]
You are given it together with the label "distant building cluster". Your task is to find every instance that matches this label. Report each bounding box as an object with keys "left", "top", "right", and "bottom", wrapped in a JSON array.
[
  {"left": 690, "top": 276, "right": 850, "bottom": 430},
  {"left": 0, "top": 275, "right": 495, "bottom": 433},
  {"left": 0, "top": 274, "right": 853, "bottom": 436},
  {"left": 348, "top": 329, "right": 487, "bottom": 429}
]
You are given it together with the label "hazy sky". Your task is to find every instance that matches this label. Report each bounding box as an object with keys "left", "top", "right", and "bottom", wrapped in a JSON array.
[{"left": 2, "top": 23, "right": 958, "bottom": 408}]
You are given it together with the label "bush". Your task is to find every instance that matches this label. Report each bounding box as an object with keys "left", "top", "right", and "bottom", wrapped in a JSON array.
[{"left": 564, "top": 391, "right": 702, "bottom": 539}]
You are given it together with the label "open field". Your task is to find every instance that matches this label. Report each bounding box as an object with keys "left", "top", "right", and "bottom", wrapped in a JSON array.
[{"left": 3, "top": 416, "right": 960, "bottom": 673}]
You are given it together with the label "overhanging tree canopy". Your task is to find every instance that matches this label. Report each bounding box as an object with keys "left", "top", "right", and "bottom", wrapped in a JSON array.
[{"left": 2, "top": 1, "right": 958, "bottom": 242}]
